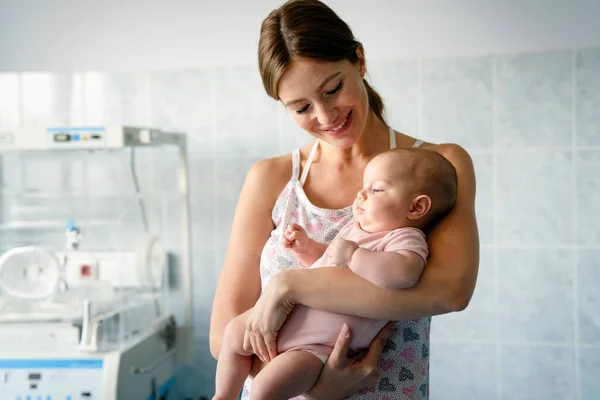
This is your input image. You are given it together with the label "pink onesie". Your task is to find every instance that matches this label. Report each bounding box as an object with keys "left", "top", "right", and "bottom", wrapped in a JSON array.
[{"left": 276, "top": 220, "right": 428, "bottom": 362}]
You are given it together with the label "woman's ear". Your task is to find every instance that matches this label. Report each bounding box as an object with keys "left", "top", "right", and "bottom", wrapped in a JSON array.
[
  {"left": 356, "top": 45, "right": 366, "bottom": 78},
  {"left": 408, "top": 195, "right": 432, "bottom": 221}
]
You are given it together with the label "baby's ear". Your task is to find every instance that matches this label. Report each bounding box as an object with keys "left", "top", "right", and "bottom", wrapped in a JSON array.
[{"left": 408, "top": 195, "right": 432, "bottom": 221}]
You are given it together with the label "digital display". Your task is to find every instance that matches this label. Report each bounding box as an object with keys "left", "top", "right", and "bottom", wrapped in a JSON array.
[
  {"left": 54, "top": 133, "right": 70, "bottom": 142},
  {"left": 28, "top": 372, "right": 41, "bottom": 380}
]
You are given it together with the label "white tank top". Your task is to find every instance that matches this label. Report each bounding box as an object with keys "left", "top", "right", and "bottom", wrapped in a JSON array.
[{"left": 242, "top": 128, "right": 430, "bottom": 400}]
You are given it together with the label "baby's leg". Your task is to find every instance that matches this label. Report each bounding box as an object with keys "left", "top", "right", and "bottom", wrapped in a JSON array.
[
  {"left": 251, "top": 350, "right": 324, "bottom": 400},
  {"left": 213, "top": 310, "right": 254, "bottom": 400}
]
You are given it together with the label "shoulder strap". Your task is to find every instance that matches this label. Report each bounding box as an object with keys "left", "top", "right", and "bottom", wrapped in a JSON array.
[
  {"left": 291, "top": 149, "right": 301, "bottom": 182},
  {"left": 412, "top": 139, "right": 424, "bottom": 148},
  {"left": 389, "top": 126, "right": 396, "bottom": 149},
  {"left": 300, "top": 140, "right": 319, "bottom": 186}
]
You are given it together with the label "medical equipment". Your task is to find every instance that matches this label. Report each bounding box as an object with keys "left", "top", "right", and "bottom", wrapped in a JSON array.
[{"left": 0, "top": 127, "right": 193, "bottom": 400}]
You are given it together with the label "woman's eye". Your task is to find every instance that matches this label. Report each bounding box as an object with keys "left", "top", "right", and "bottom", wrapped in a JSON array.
[
  {"left": 296, "top": 104, "right": 310, "bottom": 114},
  {"left": 325, "top": 82, "right": 343, "bottom": 96}
]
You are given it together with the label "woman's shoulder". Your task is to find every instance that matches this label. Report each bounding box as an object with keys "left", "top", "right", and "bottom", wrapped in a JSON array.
[
  {"left": 247, "top": 152, "right": 295, "bottom": 203},
  {"left": 394, "top": 131, "right": 470, "bottom": 161},
  {"left": 425, "top": 142, "right": 471, "bottom": 160},
  {"left": 414, "top": 140, "right": 475, "bottom": 177}
]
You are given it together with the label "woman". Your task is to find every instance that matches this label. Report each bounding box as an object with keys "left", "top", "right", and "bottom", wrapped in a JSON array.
[{"left": 210, "top": 0, "right": 479, "bottom": 398}]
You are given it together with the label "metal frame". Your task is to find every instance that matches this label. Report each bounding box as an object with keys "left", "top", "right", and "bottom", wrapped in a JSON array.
[{"left": 0, "top": 126, "right": 194, "bottom": 365}]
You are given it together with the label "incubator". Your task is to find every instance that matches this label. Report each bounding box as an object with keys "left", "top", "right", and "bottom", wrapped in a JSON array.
[{"left": 0, "top": 127, "right": 193, "bottom": 400}]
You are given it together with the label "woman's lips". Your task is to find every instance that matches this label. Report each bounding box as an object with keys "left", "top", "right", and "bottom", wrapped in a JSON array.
[{"left": 324, "top": 110, "right": 352, "bottom": 136}]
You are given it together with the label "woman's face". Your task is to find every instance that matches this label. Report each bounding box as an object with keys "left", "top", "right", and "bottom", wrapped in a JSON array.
[{"left": 277, "top": 53, "right": 369, "bottom": 148}]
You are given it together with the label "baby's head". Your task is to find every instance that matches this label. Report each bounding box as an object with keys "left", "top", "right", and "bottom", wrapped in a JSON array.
[{"left": 353, "top": 148, "right": 458, "bottom": 233}]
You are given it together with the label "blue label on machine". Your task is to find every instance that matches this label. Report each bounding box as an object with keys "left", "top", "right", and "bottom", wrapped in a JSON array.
[
  {"left": 47, "top": 127, "right": 106, "bottom": 133},
  {"left": 0, "top": 359, "right": 103, "bottom": 369},
  {"left": 46, "top": 127, "right": 106, "bottom": 144}
]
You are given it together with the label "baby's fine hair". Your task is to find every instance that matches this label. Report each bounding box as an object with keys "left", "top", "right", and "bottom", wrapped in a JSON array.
[{"left": 393, "top": 147, "right": 458, "bottom": 228}]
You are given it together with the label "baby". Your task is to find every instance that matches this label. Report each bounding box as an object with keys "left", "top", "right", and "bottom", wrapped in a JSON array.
[{"left": 213, "top": 147, "right": 458, "bottom": 400}]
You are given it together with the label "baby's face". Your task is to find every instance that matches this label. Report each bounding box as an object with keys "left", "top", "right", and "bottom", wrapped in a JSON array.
[{"left": 353, "top": 152, "right": 414, "bottom": 233}]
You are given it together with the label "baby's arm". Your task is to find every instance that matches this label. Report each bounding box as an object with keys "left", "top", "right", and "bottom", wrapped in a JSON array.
[
  {"left": 282, "top": 223, "right": 328, "bottom": 267},
  {"left": 349, "top": 249, "right": 425, "bottom": 290}
]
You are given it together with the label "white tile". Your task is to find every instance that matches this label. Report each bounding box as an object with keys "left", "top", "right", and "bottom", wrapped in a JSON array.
[
  {"left": 20, "top": 72, "right": 84, "bottom": 127},
  {"left": 431, "top": 248, "right": 494, "bottom": 340},
  {"left": 368, "top": 59, "right": 419, "bottom": 137},
  {"left": 500, "top": 345, "right": 574, "bottom": 400},
  {"left": 214, "top": 65, "right": 279, "bottom": 158},
  {"left": 578, "top": 250, "right": 600, "bottom": 344},
  {"left": 496, "top": 150, "right": 571, "bottom": 246},
  {"left": 0, "top": 73, "right": 19, "bottom": 128},
  {"left": 472, "top": 152, "right": 493, "bottom": 245},
  {"left": 495, "top": 51, "right": 571, "bottom": 148},
  {"left": 576, "top": 150, "right": 600, "bottom": 245},
  {"left": 430, "top": 342, "right": 497, "bottom": 400},
  {"left": 497, "top": 249, "right": 573, "bottom": 343},
  {"left": 83, "top": 71, "right": 150, "bottom": 126},
  {"left": 422, "top": 56, "right": 492, "bottom": 148},
  {"left": 576, "top": 47, "right": 600, "bottom": 146}
]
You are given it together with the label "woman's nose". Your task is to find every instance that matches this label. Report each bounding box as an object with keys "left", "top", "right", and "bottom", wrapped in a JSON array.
[{"left": 315, "top": 104, "right": 339, "bottom": 127}]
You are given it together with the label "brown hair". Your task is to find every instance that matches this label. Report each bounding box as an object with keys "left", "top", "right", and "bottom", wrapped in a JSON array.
[
  {"left": 396, "top": 148, "right": 458, "bottom": 229},
  {"left": 258, "top": 0, "right": 386, "bottom": 123}
]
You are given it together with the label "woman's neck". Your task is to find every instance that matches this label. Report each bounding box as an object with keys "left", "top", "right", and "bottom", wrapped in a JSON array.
[{"left": 320, "top": 112, "right": 390, "bottom": 165}]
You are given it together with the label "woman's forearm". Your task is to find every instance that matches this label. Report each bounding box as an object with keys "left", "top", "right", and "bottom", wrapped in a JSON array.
[
  {"left": 282, "top": 145, "right": 481, "bottom": 321},
  {"left": 282, "top": 263, "right": 460, "bottom": 321}
]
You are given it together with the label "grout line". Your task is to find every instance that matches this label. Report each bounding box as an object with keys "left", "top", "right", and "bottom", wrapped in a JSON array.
[
  {"left": 483, "top": 244, "right": 600, "bottom": 250},
  {"left": 571, "top": 49, "right": 581, "bottom": 400},
  {"left": 466, "top": 145, "right": 600, "bottom": 154},
  {"left": 491, "top": 54, "right": 502, "bottom": 400},
  {"left": 430, "top": 338, "right": 600, "bottom": 348}
]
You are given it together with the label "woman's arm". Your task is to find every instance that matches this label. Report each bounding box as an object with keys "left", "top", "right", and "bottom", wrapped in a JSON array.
[
  {"left": 244, "top": 143, "right": 478, "bottom": 363},
  {"left": 209, "top": 157, "right": 286, "bottom": 359},
  {"left": 247, "top": 143, "right": 477, "bottom": 328},
  {"left": 281, "top": 143, "right": 479, "bottom": 319},
  {"left": 349, "top": 249, "right": 425, "bottom": 290}
]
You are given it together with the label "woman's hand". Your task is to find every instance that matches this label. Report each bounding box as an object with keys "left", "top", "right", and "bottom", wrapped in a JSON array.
[
  {"left": 305, "top": 321, "right": 397, "bottom": 400},
  {"left": 243, "top": 271, "right": 295, "bottom": 364}
]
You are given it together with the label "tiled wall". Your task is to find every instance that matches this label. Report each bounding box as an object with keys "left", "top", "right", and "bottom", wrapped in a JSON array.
[{"left": 0, "top": 47, "right": 599, "bottom": 399}]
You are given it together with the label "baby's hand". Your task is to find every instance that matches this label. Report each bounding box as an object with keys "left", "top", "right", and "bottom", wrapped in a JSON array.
[
  {"left": 282, "top": 223, "right": 310, "bottom": 254},
  {"left": 325, "top": 238, "right": 359, "bottom": 267}
]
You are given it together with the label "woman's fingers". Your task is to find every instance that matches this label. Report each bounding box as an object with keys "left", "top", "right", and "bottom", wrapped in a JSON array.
[
  {"left": 256, "top": 335, "right": 271, "bottom": 364},
  {"left": 265, "top": 336, "right": 278, "bottom": 362},
  {"left": 243, "top": 327, "right": 252, "bottom": 353},
  {"left": 327, "top": 324, "right": 351, "bottom": 369},
  {"left": 249, "top": 333, "right": 264, "bottom": 364},
  {"left": 363, "top": 321, "right": 396, "bottom": 366}
]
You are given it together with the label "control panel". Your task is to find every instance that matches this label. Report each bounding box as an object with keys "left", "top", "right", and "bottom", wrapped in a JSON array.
[
  {"left": 0, "top": 127, "right": 117, "bottom": 151},
  {"left": 47, "top": 127, "right": 106, "bottom": 148},
  {"left": 0, "top": 359, "right": 104, "bottom": 400},
  {"left": 0, "top": 126, "right": 183, "bottom": 152}
]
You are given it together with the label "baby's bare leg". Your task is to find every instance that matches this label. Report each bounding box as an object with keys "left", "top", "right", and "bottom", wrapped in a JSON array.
[
  {"left": 251, "top": 350, "right": 324, "bottom": 400},
  {"left": 213, "top": 310, "right": 254, "bottom": 400}
]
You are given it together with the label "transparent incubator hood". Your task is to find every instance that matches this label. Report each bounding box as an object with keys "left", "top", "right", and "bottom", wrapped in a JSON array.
[{"left": 0, "top": 127, "right": 192, "bottom": 355}]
